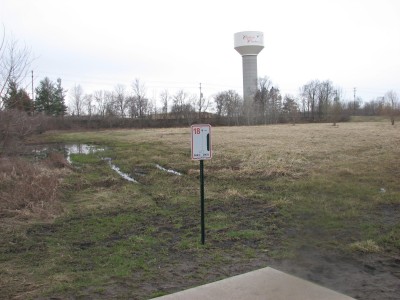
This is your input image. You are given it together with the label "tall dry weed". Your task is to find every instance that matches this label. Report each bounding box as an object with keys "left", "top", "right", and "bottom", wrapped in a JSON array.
[{"left": 0, "top": 157, "right": 67, "bottom": 220}]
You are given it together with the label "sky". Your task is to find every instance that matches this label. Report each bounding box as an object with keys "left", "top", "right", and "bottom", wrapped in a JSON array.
[{"left": 1, "top": 0, "right": 399, "bottom": 108}]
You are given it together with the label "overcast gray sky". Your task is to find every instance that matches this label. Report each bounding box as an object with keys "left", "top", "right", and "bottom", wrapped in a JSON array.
[{"left": 1, "top": 0, "right": 399, "bottom": 106}]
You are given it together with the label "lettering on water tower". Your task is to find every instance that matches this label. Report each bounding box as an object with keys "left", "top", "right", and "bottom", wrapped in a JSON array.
[{"left": 191, "top": 124, "right": 212, "bottom": 160}]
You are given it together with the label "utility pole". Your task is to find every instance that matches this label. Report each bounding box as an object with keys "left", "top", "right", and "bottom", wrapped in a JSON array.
[
  {"left": 31, "top": 70, "right": 34, "bottom": 115},
  {"left": 199, "top": 83, "right": 203, "bottom": 119},
  {"left": 333, "top": 90, "right": 339, "bottom": 126},
  {"left": 199, "top": 82, "right": 202, "bottom": 101},
  {"left": 353, "top": 87, "right": 356, "bottom": 115}
]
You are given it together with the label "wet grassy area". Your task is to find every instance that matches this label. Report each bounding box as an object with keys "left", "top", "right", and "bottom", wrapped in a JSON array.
[{"left": 1, "top": 123, "right": 399, "bottom": 299}]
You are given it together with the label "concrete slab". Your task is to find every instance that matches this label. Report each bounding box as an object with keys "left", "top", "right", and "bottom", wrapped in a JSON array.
[{"left": 153, "top": 267, "right": 355, "bottom": 300}]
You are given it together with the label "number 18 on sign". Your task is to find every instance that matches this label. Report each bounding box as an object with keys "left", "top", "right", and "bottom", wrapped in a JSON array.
[{"left": 191, "top": 124, "right": 212, "bottom": 245}]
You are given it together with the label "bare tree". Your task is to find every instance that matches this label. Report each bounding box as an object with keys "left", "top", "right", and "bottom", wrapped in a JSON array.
[
  {"left": 254, "top": 76, "right": 273, "bottom": 124},
  {"left": 227, "top": 90, "right": 243, "bottom": 126},
  {"left": 104, "top": 91, "right": 116, "bottom": 116},
  {"left": 148, "top": 98, "right": 156, "bottom": 118},
  {"left": 70, "top": 84, "right": 84, "bottom": 116},
  {"left": 84, "top": 93, "right": 94, "bottom": 118},
  {"left": 0, "top": 28, "right": 33, "bottom": 110},
  {"left": 171, "top": 90, "right": 195, "bottom": 122},
  {"left": 213, "top": 90, "right": 243, "bottom": 125},
  {"left": 185, "top": 94, "right": 197, "bottom": 124},
  {"left": 171, "top": 90, "right": 185, "bottom": 119},
  {"left": 330, "top": 90, "right": 342, "bottom": 126},
  {"left": 160, "top": 89, "right": 169, "bottom": 118},
  {"left": 317, "top": 80, "right": 335, "bottom": 121},
  {"left": 131, "top": 78, "right": 148, "bottom": 118},
  {"left": 301, "top": 80, "right": 319, "bottom": 121},
  {"left": 214, "top": 92, "right": 225, "bottom": 120},
  {"left": 282, "top": 95, "right": 299, "bottom": 125},
  {"left": 93, "top": 90, "right": 107, "bottom": 117},
  {"left": 250, "top": 77, "right": 284, "bottom": 125},
  {"left": 126, "top": 95, "right": 136, "bottom": 118},
  {"left": 114, "top": 84, "right": 127, "bottom": 117},
  {"left": 196, "top": 89, "right": 210, "bottom": 119},
  {"left": 384, "top": 90, "right": 398, "bottom": 125},
  {"left": 268, "top": 87, "right": 282, "bottom": 124}
]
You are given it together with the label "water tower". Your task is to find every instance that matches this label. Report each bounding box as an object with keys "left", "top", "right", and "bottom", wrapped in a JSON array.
[{"left": 234, "top": 31, "right": 264, "bottom": 103}]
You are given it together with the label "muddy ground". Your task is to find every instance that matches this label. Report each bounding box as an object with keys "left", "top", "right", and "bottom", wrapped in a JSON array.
[
  {"left": 45, "top": 225, "right": 399, "bottom": 299},
  {"left": 146, "top": 203, "right": 400, "bottom": 300},
  {"left": 271, "top": 247, "right": 400, "bottom": 300},
  {"left": 268, "top": 205, "right": 400, "bottom": 299},
  {"left": 65, "top": 244, "right": 400, "bottom": 300},
  {"left": 35, "top": 192, "right": 400, "bottom": 300}
]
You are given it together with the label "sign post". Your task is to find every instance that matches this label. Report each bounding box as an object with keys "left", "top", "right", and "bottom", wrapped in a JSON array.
[
  {"left": 191, "top": 124, "right": 212, "bottom": 245},
  {"left": 200, "top": 159, "right": 205, "bottom": 245}
]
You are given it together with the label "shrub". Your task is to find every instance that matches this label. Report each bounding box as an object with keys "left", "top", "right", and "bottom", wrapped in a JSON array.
[{"left": 0, "top": 110, "right": 42, "bottom": 155}]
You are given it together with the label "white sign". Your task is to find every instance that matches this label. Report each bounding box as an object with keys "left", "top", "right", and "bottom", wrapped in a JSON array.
[{"left": 191, "top": 124, "right": 212, "bottom": 160}]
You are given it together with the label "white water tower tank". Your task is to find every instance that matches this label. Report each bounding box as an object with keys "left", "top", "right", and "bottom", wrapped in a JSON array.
[{"left": 234, "top": 31, "right": 264, "bottom": 102}]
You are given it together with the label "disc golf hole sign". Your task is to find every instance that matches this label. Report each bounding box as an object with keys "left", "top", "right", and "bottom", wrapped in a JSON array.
[{"left": 191, "top": 124, "right": 212, "bottom": 160}]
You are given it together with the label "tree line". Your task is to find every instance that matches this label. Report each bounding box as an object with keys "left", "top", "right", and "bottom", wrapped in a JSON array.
[{"left": 1, "top": 29, "right": 399, "bottom": 131}]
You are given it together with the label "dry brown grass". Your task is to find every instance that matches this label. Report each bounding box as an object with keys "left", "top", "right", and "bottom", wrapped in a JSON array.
[
  {"left": 149, "top": 122, "right": 399, "bottom": 180},
  {"left": 349, "top": 240, "right": 381, "bottom": 253},
  {"left": 54, "top": 122, "right": 399, "bottom": 181},
  {"left": 0, "top": 155, "right": 70, "bottom": 221}
]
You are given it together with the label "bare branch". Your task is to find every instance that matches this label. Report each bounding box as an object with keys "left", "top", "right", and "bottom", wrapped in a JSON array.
[{"left": 0, "top": 30, "right": 33, "bottom": 110}]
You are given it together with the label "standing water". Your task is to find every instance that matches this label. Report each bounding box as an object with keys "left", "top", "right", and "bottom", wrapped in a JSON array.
[
  {"left": 65, "top": 144, "right": 138, "bottom": 183},
  {"left": 33, "top": 144, "right": 181, "bottom": 183}
]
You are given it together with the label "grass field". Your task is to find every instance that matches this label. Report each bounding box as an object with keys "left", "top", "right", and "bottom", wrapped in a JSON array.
[{"left": 0, "top": 122, "right": 399, "bottom": 299}]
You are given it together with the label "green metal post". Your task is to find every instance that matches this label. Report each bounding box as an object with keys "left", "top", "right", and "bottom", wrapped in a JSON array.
[{"left": 200, "top": 159, "right": 205, "bottom": 245}]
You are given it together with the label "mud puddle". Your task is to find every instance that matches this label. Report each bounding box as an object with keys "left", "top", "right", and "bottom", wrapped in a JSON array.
[{"left": 31, "top": 143, "right": 182, "bottom": 183}]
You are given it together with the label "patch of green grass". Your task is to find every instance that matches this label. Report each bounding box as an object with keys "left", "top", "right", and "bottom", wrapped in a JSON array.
[
  {"left": 151, "top": 291, "right": 169, "bottom": 298},
  {"left": 176, "top": 238, "right": 199, "bottom": 251},
  {"left": 227, "top": 229, "right": 264, "bottom": 240},
  {"left": 70, "top": 153, "right": 102, "bottom": 164},
  {"left": 208, "top": 212, "right": 229, "bottom": 231},
  {"left": 379, "top": 225, "right": 400, "bottom": 251},
  {"left": 350, "top": 115, "right": 396, "bottom": 122}
]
